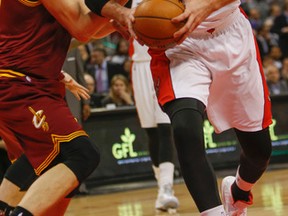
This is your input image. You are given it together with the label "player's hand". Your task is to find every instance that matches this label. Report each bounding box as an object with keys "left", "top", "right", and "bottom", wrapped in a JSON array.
[
  {"left": 110, "top": 19, "right": 131, "bottom": 40},
  {"left": 61, "top": 72, "right": 90, "bottom": 101},
  {"left": 102, "top": 2, "right": 136, "bottom": 39},
  {"left": 172, "top": 0, "right": 216, "bottom": 44}
]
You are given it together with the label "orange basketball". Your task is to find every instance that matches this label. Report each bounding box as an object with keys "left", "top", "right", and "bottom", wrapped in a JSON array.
[{"left": 133, "top": 0, "right": 185, "bottom": 50}]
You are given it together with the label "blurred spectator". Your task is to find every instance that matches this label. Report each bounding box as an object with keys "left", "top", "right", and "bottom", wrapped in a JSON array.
[
  {"left": 248, "top": 7, "right": 263, "bottom": 31},
  {"left": 84, "top": 73, "right": 96, "bottom": 95},
  {"left": 109, "top": 38, "right": 129, "bottom": 64},
  {"left": 122, "top": 58, "right": 132, "bottom": 81},
  {"left": 266, "top": 64, "right": 288, "bottom": 95},
  {"left": 271, "top": 1, "right": 288, "bottom": 58},
  {"left": 265, "top": 2, "right": 282, "bottom": 25},
  {"left": 87, "top": 48, "right": 127, "bottom": 94},
  {"left": 281, "top": 57, "right": 288, "bottom": 84},
  {"left": 249, "top": 0, "right": 271, "bottom": 19},
  {"left": 84, "top": 73, "right": 105, "bottom": 108},
  {"left": 256, "top": 22, "right": 278, "bottom": 59},
  {"left": 101, "top": 74, "right": 134, "bottom": 107},
  {"left": 262, "top": 55, "right": 275, "bottom": 76},
  {"left": 0, "top": 138, "right": 11, "bottom": 184},
  {"left": 78, "top": 44, "right": 92, "bottom": 72},
  {"left": 268, "top": 45, "right": 283, "bottom": 69}
]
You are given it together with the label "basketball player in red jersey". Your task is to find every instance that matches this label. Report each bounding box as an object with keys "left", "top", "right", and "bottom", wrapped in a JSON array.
[
  {"left": 0, "top": 0, "right": 133, "bottom": 215},
  {"left": 143, "top": 0, "right": 273, "bottom": 215}
]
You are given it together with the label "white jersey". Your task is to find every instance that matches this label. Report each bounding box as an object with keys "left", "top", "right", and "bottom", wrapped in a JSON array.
[
  {"left": 149, "top": 5, "right": 272, "bottom": 133},
  {"left": 194, "top": 0, "right": 241, "bottom": 33},
  {"left": 131, "top": 39, "right": 151, "bottom": 62}
]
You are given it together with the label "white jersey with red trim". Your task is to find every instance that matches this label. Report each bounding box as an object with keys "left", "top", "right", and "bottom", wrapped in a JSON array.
[{"left": 149, "top": 5, "right": 272, "bottom": 133}]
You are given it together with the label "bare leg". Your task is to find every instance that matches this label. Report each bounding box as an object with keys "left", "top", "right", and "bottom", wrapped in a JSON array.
[
  {"left": 17, "top": 163, "right": 78, "bottom": 215},
  {"left": 0, "top": 178, "right": 25, "bottom": 206}
]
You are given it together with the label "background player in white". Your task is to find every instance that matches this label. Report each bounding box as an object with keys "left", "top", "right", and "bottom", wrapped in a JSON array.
[{"left": 130, "top": 0, "right": 179, "bottom": 212}]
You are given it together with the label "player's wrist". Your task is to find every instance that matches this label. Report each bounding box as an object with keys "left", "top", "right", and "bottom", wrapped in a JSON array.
[
  {"left": 85, "top": 0, "right": 109, "bottom": 17},
  {"left": 60, "top": 70, "right": 73, "bottom": 84}
]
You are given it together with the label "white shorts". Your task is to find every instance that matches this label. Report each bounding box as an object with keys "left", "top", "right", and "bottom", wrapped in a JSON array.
[
  {"left": 132, "top": 61, "right": 170, "bottom": 128},
  {"left": 149, "top": 8, "right": 272, "bottom": 133}
]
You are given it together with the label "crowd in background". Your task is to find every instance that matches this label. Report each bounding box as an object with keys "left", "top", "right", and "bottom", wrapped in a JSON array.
[{"left": 242, "top": 0, "right": 288, "bottom": 95}]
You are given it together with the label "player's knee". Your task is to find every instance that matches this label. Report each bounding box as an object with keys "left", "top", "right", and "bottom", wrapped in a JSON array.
[
  {"left": 62, "top": 136, "right": 100, "bottom": 183},
  {"left": 238, "top": 128, "right": 272, "bottom": 168},
  {"left": 163, "top": 98, "right": 205, "bottom": 145},
  {"left": 77, "top": 140, "right": 100, "bottom": 179},
  {"left": 4, "top": 154, "right": 37, "bottom": 191}
]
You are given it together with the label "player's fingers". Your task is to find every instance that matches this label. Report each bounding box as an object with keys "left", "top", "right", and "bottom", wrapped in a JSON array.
[
  {"left": 77, "top": 84, "right": 89, "bottom": 93},
  {"left": 171, "top": 12, "right": 188, "bottom": 23},
  {"left": 173, "top": 14, "right": 195, "bottom": 41},
  {"left": 113, "top": 20, "right": 131, "bottom": 40},
  {"left": 128, "top": 20, "right": 136, "bottom": 39},
  {"left": 79, "top": 90, "right": 90, "bottom": 100},
  {"left": 73, "top": 91, "right": 81, "bottom": 101}
]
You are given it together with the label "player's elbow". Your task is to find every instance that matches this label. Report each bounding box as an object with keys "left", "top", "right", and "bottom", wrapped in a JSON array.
[{"left": 69, "top": 27, "right": 93, "bottom": 42}]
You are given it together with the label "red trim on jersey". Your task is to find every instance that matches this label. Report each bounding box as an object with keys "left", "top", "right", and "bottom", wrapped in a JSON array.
[
  {"left": 240, "top": 7, "right": 272, "bottom": 128},
  {"left": 254, "top": 37, "right": 272, "bottom": 128},
  {"left": 148, "top": 49, "right": 175, "bottom": 106},
  {"left": 128, "top": 39, "right": 135, "bottom": 81},
  {"left": 128, "top": 39, "right": 135, "bottom": 58}
]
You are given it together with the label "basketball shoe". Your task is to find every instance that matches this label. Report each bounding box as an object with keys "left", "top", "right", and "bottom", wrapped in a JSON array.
[
  {"left": 221, "top": 176, "right": 253, "bottom": 216},
  {"left": 155, "top": 183, "right": 179, "bottom": 211}
]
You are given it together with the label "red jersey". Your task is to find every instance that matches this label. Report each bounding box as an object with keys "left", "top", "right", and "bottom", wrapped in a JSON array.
[{"left": 0, "top": 0, "right": 71, "bottom": 79}]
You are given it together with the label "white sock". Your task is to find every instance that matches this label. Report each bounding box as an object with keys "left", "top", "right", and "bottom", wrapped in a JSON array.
[
  {"left": 158, "top": 162, "right": 174, "bottom": 188},
  {"left": 200, "top": 205, "right": 226, "bottom": 216}
]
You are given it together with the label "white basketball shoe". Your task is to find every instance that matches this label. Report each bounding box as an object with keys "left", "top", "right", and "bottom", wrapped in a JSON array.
[
  {"left": 155, "top": 183, "right": 179, "bottom": 212},
  {"left": 221, "top": 176, "right": 253, "bottom": 216}
]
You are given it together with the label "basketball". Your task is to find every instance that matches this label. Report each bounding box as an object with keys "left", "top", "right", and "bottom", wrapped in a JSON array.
[{"left": 133, "top": 0, "right": 185, "bottom": 50}]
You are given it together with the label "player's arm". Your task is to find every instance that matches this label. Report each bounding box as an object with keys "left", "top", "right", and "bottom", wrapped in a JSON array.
[
  {"left": 85, "top": 0, "right": 135, "bottom": 39},
  {"left": 172, "top": 0, "right": 238, "bottom": 43},
  {"left": 40, "top": 0, "right": 128, "bottom": 42}
]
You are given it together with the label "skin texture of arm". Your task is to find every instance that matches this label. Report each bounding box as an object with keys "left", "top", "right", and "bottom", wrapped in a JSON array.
[
  {"left": 40, "top": 0, "right": 125, "bottom": 42},
  {"left": 101, "top": 0, "right": 136, "bottom": 38},
  {"left": 172, "top": 0, "right": 238, "bottom": 43}
]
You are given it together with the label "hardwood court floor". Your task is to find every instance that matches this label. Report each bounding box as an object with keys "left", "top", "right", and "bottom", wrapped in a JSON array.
[{"left": 66, "top": 168, "right": 288, "bottom": 216}]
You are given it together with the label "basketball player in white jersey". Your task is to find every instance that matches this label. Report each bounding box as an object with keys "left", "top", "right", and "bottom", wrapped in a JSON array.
[
  {"left": 130, "top": 0, "right": 179, "bottom": 212},
  {"left": 138, "top": 0, "right": 273, "bottom": 215}
]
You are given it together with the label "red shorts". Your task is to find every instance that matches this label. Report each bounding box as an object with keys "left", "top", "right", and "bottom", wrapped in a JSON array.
[{"left": 0, "top": 75, "right": 87, "bottom": 175}]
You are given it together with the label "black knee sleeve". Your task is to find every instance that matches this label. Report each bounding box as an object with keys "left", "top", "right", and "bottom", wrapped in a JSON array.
[
  {"left": 145, "top": 124, "right": 175, "bottom": 167},
  {"left": 157, "top": 123, "right": 175, "bottom": 164},
  {"left": 163, "top": 98, "right": 207, "bottom": 165},
  {"left": 145, "top": 128, "right": 160, "bottom": 166},
  {"left": 163, "top": 98, "right": 221, "bottom": 211},
  {"left": 0, "top": 149, "right": 11, "bottom": 183},
  {"left": 4, "top": 154, "right": 37, "bottom": 191},
  {"left": 60, "top": 136, "right": 100, "bottom": 183},
  {"left": 235, "top": 127, "right": 272, "bottom": 183}
]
